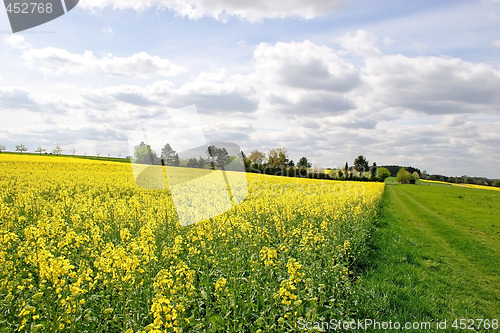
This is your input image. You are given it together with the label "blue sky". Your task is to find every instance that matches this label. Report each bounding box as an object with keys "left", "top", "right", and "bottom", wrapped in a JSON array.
[{"left": 1, "top": 0, "right": 500, "bottom": 177}]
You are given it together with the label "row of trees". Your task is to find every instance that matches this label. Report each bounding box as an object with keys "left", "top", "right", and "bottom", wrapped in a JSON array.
[
  {"left": 244, "top": 148, "right": 391, "bottom": 182},
  {"left": 133, "top": 142, "right": 232, "bottom": 170},
  {"left": 0, "top": 144, "right": 123, "bottom": 158},
  {"left": 0, "top": 144, "right": 70, "bottom": 156},
  {"left": 132, "top": 143, "right": 390, "bottom": 182},
  {"left": 421, "top": 173, "right": 500, "bottom": 187}
]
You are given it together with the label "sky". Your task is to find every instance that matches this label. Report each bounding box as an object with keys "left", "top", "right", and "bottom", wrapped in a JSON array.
[{"left": 1, "top": 0, "right": 500, "bottom": 178}]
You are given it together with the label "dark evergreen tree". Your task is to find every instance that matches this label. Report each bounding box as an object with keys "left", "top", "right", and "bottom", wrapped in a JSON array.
[
  {"left": 297, "top": 156, "right": 312, "bottom": 168},
  {"left": 354, "top": 155, "right": 369, "bottom": 175},
  {"left": 370, "top": 162, "right": 377, "bottom": 179},
  {"left": 161, "top": 143, "right": 179, "bottom": 166}
]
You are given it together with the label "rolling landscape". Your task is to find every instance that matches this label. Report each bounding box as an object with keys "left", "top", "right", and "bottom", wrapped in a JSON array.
[
  {"left": 1, "top": 0, "right": 500, "bottom": 331},
  {"left": 0, "top": 152, "right": 498, "bottom": 331}
]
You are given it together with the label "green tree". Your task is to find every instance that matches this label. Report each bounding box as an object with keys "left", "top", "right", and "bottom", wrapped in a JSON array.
[
  {"left": 354, "top": 155, "right": 369, "bottom": 176},
  {"left": 16, "top": 144, "right": 27, "bottom": 155},
  {"left": 412, "top": 171, "right": 420, "bottom": 180},
  {"left": 396, "top": 167, "right": 412, "bottom": 183},
  {"left": 161, "top": 143, "right": 180, "bottom": 166},
  {"left": 377, "top": 167, "right": 391, "bottom": 182},
  {"left": 297, "top": 156, "right": 312, "bottom": 169},
  {"left": 187, "top": 158, "right": 199, "bottom": 168},
  {"left": 267, "top": 147, "right": 289, "bottom": 169},
  {"left": 344, "top": 162, "right": 348, "bottom": 179},
  {"left": 35, "top": 146, "right": 46, "bottom": 156},
  {"left": 134, "top": 142, "right": 159, "bottom": 165},
  {"left": 197, "top": 156, "right": 206, "bottom": 168},
  {"left": 248, "top": 150, "right": 266, "bottom": 165},
  {"left": 207, "top": 145, "right": 230, "bottom": 170}
]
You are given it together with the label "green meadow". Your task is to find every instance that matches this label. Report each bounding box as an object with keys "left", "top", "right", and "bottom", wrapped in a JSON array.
[{"left": 353, "top": 178, "right": 500, "bottom": 324}]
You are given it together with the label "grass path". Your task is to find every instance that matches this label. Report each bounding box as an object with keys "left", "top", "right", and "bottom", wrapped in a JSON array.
[{"left": 354, "top": 183, "right": 500, "bottom": 323}]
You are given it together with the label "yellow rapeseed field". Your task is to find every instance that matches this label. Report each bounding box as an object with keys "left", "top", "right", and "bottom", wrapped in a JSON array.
[
  {"left": 0, "top": 154, "right": 384, "bottom": 332},
  {"left": 421, "top": 179, "right": 500, "bottom": 192}
]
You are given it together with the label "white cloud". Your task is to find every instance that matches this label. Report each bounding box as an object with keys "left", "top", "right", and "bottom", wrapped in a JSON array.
[
  {"left": 79, "top": 0, "right": 350, "bottom": 22},
  {"left": 24, "top": 49, "right": 185, "bottom": 78},
  {"left": 254, "top": 40, "right": 361, "bottom": 92},
  {"left": 492, "top": 39, "right": 500, "bottom": 48},
  {"left": 248, "top": 40, "right": 361, "bottom": 117},
  {"left": 363, "top": 53, "right": 500, "bottom": 115},
  {"left": 4, "top": 35, "right": 31, "bottom": 50},
  {"left": 337, "top": 29, "right": 382, "bottom": 58},
  {"left": 5, "top": 36, "right": 185, "bottom": 78}
]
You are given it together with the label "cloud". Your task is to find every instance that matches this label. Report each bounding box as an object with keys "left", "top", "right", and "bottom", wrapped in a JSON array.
[
  {"left": 5, "top": 36, "right": 185, "bottom": 78},
  {"left": 337, "top": 29, "right": 382, "bottom": 58},
  {"left": 79, "top": 0, "right": 350, "bottom": 22},
  {"left": 249, "top": 40, "right": 361, "bottom": 117},
  {"left": 254, "top": 40, "right": 361, "bottom": 92},
  {"left": 279, "top": 92, "right": 355, "bottom": 116},
  {"left": 363, "top": 53, "right": 500, "bottom": 115},
  {"left": 0, "top": 87, "right": 70, "bottom": 114},
  {"left": 492, "top": 40, "right": 500, "bottom": 48},
  {"left": 0, "top": 88, "right": 40, "bottom": 111},
  {"left": 170, "top": 70, "right": 259, "bottom": 114},
  {"left": 4, "top": 35, "right": 31, "bottom": 50}
]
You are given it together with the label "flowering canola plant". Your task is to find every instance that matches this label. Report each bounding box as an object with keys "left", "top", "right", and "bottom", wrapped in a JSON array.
[{"left": 0, "top": 154, "right": 384, "bottom": 332}]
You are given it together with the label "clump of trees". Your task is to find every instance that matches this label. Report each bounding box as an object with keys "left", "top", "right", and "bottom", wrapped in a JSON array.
[
  {"left": 396, "top": 168, "right": 421, "bottom": 183},
  {"left": 396, "top": 168, "right": 413, "bottom": 183},
  {"left": 207, "top": 146, "right": 230, "bottom": 170},
  {"left": 380, "top": 165, "right": 421, "bottom": 177},
  {"left": 133, "top": 142, "right": 159, "bottom": 165}
]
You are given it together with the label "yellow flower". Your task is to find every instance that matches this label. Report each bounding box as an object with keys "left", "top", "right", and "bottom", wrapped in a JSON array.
[{"left": 215, "top": 278, "right": 227, "bottom": 292}]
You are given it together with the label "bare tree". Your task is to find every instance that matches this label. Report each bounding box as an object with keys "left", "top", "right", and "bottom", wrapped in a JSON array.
[
  {"left": 53, "top": 145, "right": 63, "bottom": 156},
  {"left": 71, "top": 148, "right": 77, "bottom": 155},
  {"left": 16, "top": 144, "right": 27, "bottom": 155},
  {"left": 0, "top": 144, "right": 6, "bottom": 153},
  {"left": 35, "top": 146, "right": 46, "bottom": 156}
]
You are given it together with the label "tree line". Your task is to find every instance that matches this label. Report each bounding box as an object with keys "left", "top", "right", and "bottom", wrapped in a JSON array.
[
  {"left": 132, "top": 143, "right": 391, "bottom": 182},
  {"left": 243, "top": 148, "right": 390, "bottom": 182},
  {"left": 0, "top": 144, "right": 67, "bottom": 156},
  {"left": 7, "top": 141, "right": 497, "bottom": 186},
  {"left": 133, "top": 142, "right": 233, "bottom": 171}
]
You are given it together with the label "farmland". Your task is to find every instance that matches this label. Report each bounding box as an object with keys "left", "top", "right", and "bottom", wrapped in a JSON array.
[
  {"left": 354, "top": 179, "right": 500, "bottom": 323},
  {"left": 0, "top": 155, "right": 384, "bottom": 332}
]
